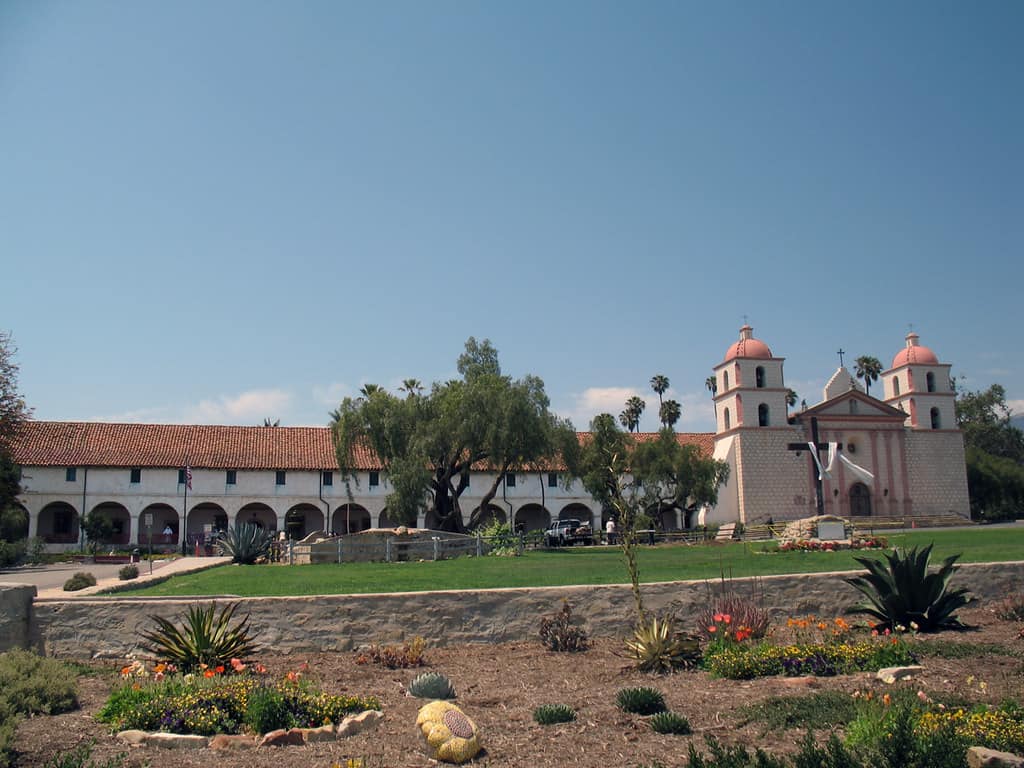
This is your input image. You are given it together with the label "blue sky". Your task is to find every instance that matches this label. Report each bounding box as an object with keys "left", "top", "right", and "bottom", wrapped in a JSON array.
[{"left": 2, "top": 1, "right": 1021, "bottom": 433}]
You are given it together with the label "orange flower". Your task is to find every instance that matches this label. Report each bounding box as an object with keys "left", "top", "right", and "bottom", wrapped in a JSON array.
[
  {"left": 154, "top": 663, "right": 166, "bottom": 674},
  {"left": 254, "top": 663, "right": 267, "bottom": 674},
  {"left": 215, "top": 665, "right": 225, "bottom": 674},
  {"left": 203, "top": 669, "right": 215, "bottom": 678},
  {"left": 707, "top": 625, "right": 717, "bottom": 633},
  {"left": 882, "top": 694, "right": 891, "bottom": 706}
]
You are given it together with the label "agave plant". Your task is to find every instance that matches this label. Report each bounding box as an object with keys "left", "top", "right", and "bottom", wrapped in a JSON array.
[
  {"left": 625, "top": 614, "right": 702, "bottom": 673},
  {"left": 217, "top": 522, "right": 274, "bottom": 564},
  {"left": 533, "top": 703, "right": 576, "bottom": 725},
  {"left": 845, "top": 545, "right": 971, "bottom": 632},
  {"left": 615, "top": 686, "right": 667, "bottom": 715},
  {"left": 649, "top": 711, "right": 692, "bottom": 735},
  {"left": 139, "top": 602, "right": 259, "bottom": 671},
  {"left": 407, "top": 671, "right": 457, "bottom": 700}
]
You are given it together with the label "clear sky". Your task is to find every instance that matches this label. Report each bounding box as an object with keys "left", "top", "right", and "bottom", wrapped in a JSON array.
[{"left": 2, "top": 1, "right": 1021, "bottom": 433}]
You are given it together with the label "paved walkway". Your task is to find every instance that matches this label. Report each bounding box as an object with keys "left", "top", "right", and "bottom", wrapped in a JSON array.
[{"left": 14, "top": 556, "right": 232, "bottom": 599}]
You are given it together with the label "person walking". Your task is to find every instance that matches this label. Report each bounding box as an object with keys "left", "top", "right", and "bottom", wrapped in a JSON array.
[{"left": 605, "top": 517, "right": 616, "bottom": 545}]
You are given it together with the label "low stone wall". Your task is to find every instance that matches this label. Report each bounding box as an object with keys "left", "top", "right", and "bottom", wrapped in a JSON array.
[
  {"left": 27, "top": 561, "right": 1023, "bottom": 659},
  {"left": 0, "top": 583, "right": 37, "bottom": 652}
]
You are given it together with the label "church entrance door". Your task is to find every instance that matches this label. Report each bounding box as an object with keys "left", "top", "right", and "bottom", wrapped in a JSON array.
[{"left": 849, "top": 483, "right": 872, "bottom": 516}]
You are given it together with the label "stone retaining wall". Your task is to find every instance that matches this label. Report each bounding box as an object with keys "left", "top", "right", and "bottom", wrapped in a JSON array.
[
  {"left": 0, "top": 584, "right": 36, "bottom": 652},
  {"left": 27, "top": 561, "right": 1023, "bottom": 659}
]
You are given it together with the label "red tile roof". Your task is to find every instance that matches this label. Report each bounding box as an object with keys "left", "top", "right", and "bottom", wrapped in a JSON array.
[{"left": 10, "top": 421, "right": 714, "bottom": 472}]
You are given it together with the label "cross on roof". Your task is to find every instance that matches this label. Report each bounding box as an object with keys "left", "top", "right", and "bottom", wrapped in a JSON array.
[{"left": 837, "top": 348, "right": 846, "bottom": 367}]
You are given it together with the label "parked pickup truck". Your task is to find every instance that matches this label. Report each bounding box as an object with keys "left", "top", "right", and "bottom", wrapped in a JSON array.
[{"left": 543, "top": 518, "right": 593, "bottom": 547}]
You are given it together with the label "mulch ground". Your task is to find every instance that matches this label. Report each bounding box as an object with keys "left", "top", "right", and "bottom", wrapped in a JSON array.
[{"left": 13, "top": 606, "right": 1023, "bottom": 767}]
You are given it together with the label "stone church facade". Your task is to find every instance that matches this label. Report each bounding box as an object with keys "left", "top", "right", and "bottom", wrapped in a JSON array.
[{"left": 709, "top": 325, "right": 970, "bottom": 526}]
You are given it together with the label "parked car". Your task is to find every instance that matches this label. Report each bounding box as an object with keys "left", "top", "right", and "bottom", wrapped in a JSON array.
[{"left": 544, "top": 518, "right": 593, "bottom": 547}]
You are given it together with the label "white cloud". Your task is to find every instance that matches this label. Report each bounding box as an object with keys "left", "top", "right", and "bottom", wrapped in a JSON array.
[
  {"left": 313, "top": 381, "right": 356, "bottom": 407},
  {"left": 1006, "top": 399, "right": 1024, "bottom": 417},
  {"left": 559, "top": 386, "right": 640, "bottom": 429},
  {"left": 559, "top": 386, "right": 719, "bottom": 432},
  {"left": 183, "top": 388, "right": 293, "bottom": 425}
]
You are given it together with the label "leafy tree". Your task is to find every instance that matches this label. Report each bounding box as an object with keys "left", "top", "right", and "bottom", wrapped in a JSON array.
[
  {"left": 570, "top": 411, "right": 730, "bottom": 622},
  {"left": 0, "top": 332, "right": 31, "bottom": 526},
  {"left": 955, "top": 383, "right": 1024, "bottom": 520},
  {"left": 81, "top": 511, "right": 114, "bottom": 555},
  {"left": 332, "top": 338, "right": 575, "bottom": 532},
  {"left": 650, "top": 375, "right": 669, "bottom": 407},
  {"left": 399, "top": 379, "right": 423, "bottom": 398},
  {"left": 854, "top": 355, "right": 883, "bottom": 397}
]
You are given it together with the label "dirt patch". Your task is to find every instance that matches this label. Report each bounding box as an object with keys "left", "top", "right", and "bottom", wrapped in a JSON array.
[{"left": 13, "top": 607, "right": 1023, "bottom": 767}]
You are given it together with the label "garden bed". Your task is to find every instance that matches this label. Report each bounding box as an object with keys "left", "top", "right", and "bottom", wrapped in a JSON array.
[{"left": 11, "top": 606, "right": 1024, "bottom": 767}]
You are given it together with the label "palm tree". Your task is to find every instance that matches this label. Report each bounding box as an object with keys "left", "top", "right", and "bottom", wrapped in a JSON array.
[
  {"left": 650, "top": 375, "right": 670, "bottom": 407},
  {"left": 786, "top": 389, "right": 798, "bottom": 410},
  {"left": 399, "top": 378, "right": 423, "bottom": 398},
  {"left": 359, "top": 383, "right": 383, "bottom": 399},
  {"left": 619, "top": 396, "right": 646, "bottom": 433},
  {"left": 262, "top": 417, "right": 280, "bottom": 427},
  {"left": 705, "top": 375, "right": 718, "bottom": 418},
  {"left": 854, "top": 356, "right": 883, "bottom": 397},
  {"left": 659, "top": 399, "right": 682, "bottom": 429}
]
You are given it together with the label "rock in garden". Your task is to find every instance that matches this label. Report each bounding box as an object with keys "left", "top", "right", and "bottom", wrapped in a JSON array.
[
  {"left": 967, "top": 746, "right": 1024, "bottom": 768},
  {"left": 416, "top": 701, "right": 481, "bottom": 764},
  {"left": 295, "top": 724, "right": 337, "bottom": 743},
  {"left": 209, "top": 734, "right": 258, "bottom": 750},
  {"left": 258, "top": 729, "right": 306, "bottom": 747},
  {"left": 337, "top": 709, "right": 384, "bottom": 738},
  {"left": 876, "top": 665, "right": 924, "bottom": 684},
  {"left": 780, "top": 676, "right": 819, "bottom": 688},
  {"left": 116, "top": 730, "right": 148, "bottom": 745},
  {"left": 145, "top": 733, "right": 209, "bottom": 749}
]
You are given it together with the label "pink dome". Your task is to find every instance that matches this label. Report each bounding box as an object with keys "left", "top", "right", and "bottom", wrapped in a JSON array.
[
  {"left": 723, "top": 325, "right": 773, "bottom": 361},
  {"left": 891, "top": 332, "right": 938, "bottom": 368}
]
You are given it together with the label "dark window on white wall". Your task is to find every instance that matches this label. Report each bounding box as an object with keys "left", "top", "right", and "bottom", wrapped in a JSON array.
[
  {"left": 931, "top": 408, "right": 941, "bottom": 429},
  {"left": 548, "top": 472, "right": 558, "bottom": 488},
  {"left": 893, "top": 377, "right": 901, "bottom": 396},
  {"left": 177, "top": 469, "right": 187, "bottom": 485},
  {"left": 723, "top": 371, "right": 729, "bottom": 391},
  {"left": 276, "top": 470, "right": 286, "bottom": 485},
  {"left": 226, "top": 470, "right": 237, "bottom": 485},
  {"left": 758, "top": 404, "right": 770, "bottom": 427},
  {"left": 505, "top": 472, "right": 516, "bottom": 487},
  {"left": 926, "top": 372, "right": 936, "bottom": 393},
  {"left": 322, "top": 471, "right": 333, "bottom": 486},
  {"left": 369, "top": 471, "right": 380, "bottom": 487},
  {"left": 130, "top": 468, "right": 141, "bottom": 484},
  {"left": 724, "top": 408, "right": 731, "bottom": 430},
  {"left": 755, "top": 366, "right": 766, "bottom": 388},
  {"left": 65, "top": 467, "right": 77, "bottom": 482}
]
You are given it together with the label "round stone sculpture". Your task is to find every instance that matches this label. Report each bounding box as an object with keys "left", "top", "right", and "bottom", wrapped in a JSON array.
[{"left": 415, "top": 700, "right": 481, "bottom": 764}]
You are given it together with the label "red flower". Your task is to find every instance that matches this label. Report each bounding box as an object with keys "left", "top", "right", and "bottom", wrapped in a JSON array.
[{"left": 203, "top": 669, "right": 215, "bottom": 678}]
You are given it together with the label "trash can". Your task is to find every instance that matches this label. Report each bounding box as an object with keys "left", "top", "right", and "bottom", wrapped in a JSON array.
[{"left": 131, "top": 548, "right": 140, "bottom": 564}]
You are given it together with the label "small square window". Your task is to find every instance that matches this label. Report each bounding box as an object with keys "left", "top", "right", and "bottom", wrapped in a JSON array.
[
  {"left": 275, "top": 470, "right": 286, "bottom": 486},
  {"left": 66, "top": 467, "right": 77, "bottom": 482},
  {"left": 505, "top": 472, "right": 516, "bottom": 488},
  {"left": 226, "top": 470, "right": 237, "bottom": 485},
  {"left": 547, "top": 472, "right": 557, "bottom": 488},
  {"left": 322, "top": 471, "right": 333, "bottom": 486},
  {"left": 369, "top": 471, "right": 379, "bottom": 487},
  {"left": 130, "top": 468, "right": 142, "bottom": 484}
]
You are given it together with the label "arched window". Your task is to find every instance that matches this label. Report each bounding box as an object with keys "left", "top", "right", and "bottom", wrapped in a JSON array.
[
  {"left": 755, "top": 366, "right": 766, "bottom": 388},
  {"left": 893, "top": 377, "right": 901, "bottom": 396},
  {"left": 930, "top": 407, "right": 941, "bottom": 429},
  {"left": 758, "top": 403, "right": 769, "bottom": 427},
  {"left": 723, "top": 371, "right": 729, "bottom": 391},
  {"left": 723, "top": 407, "right": 731, "bottom": 430},
  {"left": 926, "top": 372, "right": 936, "bottom": 393}
]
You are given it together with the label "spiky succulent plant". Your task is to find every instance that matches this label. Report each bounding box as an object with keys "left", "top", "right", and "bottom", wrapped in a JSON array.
[
  {"left": 408, "top": 671, "right": 457, "bottom": 700},
  {"left": 625, "top": 615, "right": 702, "bottom": 672},
  {"left": 139, "top": 601, "right": 259, "bottom": 672},
  {"left": 216, "top": 522, "right": 274, "bottom": 565},
  {"left": 615, "top": 686, "right": 667, "bottom": 716},
  {"left": 533, "top": 703, "right": 576, "bottom": 725},
  {"left": 649, "top": 711, "right": 692, "bottom": 735}
]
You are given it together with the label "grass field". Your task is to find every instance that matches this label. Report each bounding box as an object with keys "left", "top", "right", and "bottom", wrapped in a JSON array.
[{"left": 121, "top": 525, "right": 1024, "bottom": 597}]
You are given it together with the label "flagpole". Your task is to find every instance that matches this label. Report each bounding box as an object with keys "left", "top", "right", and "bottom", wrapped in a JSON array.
[{"left": 182, "top": 462, "right": 189, "bottom": 556}]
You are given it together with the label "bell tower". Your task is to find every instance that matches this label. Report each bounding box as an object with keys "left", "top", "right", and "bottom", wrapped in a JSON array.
[
  {"left": 712, "top": 325, "right": 788, "bottom": 433},
  {"left": 881, "top": 331, "right": 955, "bottom": 430}
]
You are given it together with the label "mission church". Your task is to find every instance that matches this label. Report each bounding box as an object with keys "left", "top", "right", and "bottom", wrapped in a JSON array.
[{"left": 10, "top": 326, "right": 970, "bottom": 550}]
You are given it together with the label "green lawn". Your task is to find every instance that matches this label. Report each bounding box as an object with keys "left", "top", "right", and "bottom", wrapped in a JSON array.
[{"left": 122, "top": 526, "right": 1024, "bottom": 597}]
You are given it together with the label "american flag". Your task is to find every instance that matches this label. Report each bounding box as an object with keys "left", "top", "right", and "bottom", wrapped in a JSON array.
[{"left": 184, "top": 465, "right": 192, "bottom": 490}]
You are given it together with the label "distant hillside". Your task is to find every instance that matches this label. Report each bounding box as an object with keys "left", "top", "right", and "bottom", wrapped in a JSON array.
[{"left": 1012, "top": 414, "right": 1024, "bottom": 431}]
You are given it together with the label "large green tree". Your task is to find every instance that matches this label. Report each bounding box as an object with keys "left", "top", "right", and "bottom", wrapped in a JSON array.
[
  {"left": 955, "top": 382, "right": 1024, "bottom": 520},
  {"left": 331, "top": 338, "right": 575, "bottom": 532},
  {"left": 0, "top": 332, "right": 31, "bottom": 530},
  {"left": 569, "top": 406, "right": 730, "bottom": 621}
]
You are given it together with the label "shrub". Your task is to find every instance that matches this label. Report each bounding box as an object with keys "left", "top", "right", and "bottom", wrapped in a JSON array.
[
  {"left": 0, "top": 540, "right": 25, "bottom": 568},
  {"left": 991, "top": 594, "right": 1024, "bottom": 623},
  {"left": 217, "top": 523, "right": 274, "bottom": 564},
  {"left": 845, "top": 545, "right": 971, "bottom": 632},
  {"left": 478, "top": 519, "right": 519, "bottom": 557},
  {"left": 533, "top": 703, "right": 576, "bottom": 725},
  {"left": 0, "top": 649, "right": 79, "bottom": 716},
  {"left": 615, "top": 687, "right": 667, "bottom": 716},
  {"left": 138, "top": 602, "right": 259, "bottom": 672},
  {"left": 684, "top": 736, "right": 787, "bottom": 768},
  {"left": 539, "top": 599, "right": 589, "bottom": 653},
  {"left": 625, "top": 615, "right": 701, "bottom": 673},
  {"left": 244, "top": 683, "right": 297, "bottom": 733},
  {"left": 118, "top": 564, "right": 138, "bottom": 581},
  {"left": 649, "top": 711, "right": 691, "bottom": 735},
  {"left": 63, "top": 571, "right": 96, "bottom": 592},
  {"left": 695, "top": 587, "right": 771, "bottom": 643},
  {"left": 407, "top": 671, "right": 456, "bottom": 700},
  {"left": 42, "top": 740, "right": 128, "bottom": 768},
  {"left": 355, "top": 636, "right": 426, "bottom": 668}
]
